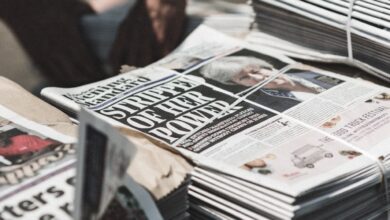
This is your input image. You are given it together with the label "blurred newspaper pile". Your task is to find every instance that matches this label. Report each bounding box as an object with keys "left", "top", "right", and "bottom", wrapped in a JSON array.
[
  {"left": 41, "top": 25, "right": 390, "bottom": 219},
  {"left": 247, "top": 0, "right": 390, "bottom": 83}
]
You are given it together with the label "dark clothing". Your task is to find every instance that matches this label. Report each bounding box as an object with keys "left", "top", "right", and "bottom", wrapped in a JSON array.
[{"left": 0, "top": 0, "right": 106, "bottom": 86}]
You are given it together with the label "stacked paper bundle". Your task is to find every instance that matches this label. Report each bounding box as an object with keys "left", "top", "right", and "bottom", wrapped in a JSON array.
[
  {"left": 40, "top": 26, "right": 390, "bottom": 219},
  {"left": 189, "top": 132, "right": 390, "bottom": 219},
  {"left": 248, "top": 0, "right": 390, "bottom": 82}
]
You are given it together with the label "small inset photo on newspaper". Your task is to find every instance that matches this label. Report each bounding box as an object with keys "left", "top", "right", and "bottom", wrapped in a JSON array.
[
  {"left": 246, "top": 67, "right": 345, "bottom": 112},
  {"left": 319, "top": 91, "right": 390, "bottom": 152},
  {"left": 186, "top": 48, "right": 290, "bottom": 94},
  {"left": 238, "top": 131, "right": 366, "bottom": 185}
]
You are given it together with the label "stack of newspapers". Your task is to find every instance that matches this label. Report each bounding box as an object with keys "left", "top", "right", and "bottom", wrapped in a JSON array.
[
  {"left": 41, "top": 26, "right": 390, "bottom": 219},
  {"left": 247, "top": 0, "right": 390, "bottom": 82}
]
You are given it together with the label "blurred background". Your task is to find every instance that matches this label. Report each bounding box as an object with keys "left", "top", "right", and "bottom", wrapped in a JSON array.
[{"left": 0, "top": 0, "right": 385, "bottom": 95}]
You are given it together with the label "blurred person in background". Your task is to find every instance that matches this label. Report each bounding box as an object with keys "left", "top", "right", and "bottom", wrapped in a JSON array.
[{"left": 0, "top": 0, "right": 187, "bottom": 88}]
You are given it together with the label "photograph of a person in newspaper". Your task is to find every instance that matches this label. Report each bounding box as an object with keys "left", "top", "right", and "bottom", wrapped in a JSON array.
[
  {"left": 196, "top": 54, "right": 343, "bottom": 112},
  {"left": 188, "top": 48, "right": 289, "bottom": 94}
]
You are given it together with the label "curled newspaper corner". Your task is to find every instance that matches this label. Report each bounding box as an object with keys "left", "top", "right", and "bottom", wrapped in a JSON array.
[{"left": 74, "top": 109, "right": 163, "bottom": 220}]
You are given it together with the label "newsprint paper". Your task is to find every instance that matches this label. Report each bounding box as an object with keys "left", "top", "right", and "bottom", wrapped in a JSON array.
[
  {"left": 75, "top": 109, "right": 162, "bottom": 220},
  {"left": 0, "top": 105, "right": 75, "bottom": 220},
  {"left": 41, "top": 25, "right": 390, "bottom": 199}
]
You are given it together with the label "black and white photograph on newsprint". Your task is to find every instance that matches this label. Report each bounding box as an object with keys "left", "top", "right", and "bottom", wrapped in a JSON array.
[{"left": 0, "top": 0, "right": 390, "bottom": 219}]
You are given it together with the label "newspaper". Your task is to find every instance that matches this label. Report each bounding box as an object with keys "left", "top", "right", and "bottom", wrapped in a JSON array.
[
  {"left": 41, "top": 25, "right": 390, "bottom": 198},
  {"left": 248, "top": 0, "right": 390, "bottom": 82},
  {"left": 118, "top": 127, "right": 192, "bottom": 200},
  {"left": 0, "top": 105, "right": 76, "bottom": 220},
  {"left": 75, "top": 109, "right": 162, "bottom": 220}
]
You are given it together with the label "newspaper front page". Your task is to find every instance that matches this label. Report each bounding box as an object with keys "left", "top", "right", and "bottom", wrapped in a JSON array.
[
  {"left": 41, "top": 25, "right": 390, "bottom": 197},
  {"left": 0, "top": 105, "right": 76, "bottom": 220}
]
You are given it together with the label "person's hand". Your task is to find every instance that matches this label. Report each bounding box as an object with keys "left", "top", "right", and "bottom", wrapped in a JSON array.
[{"left": 109, "top": 0, "right": 187, "bottom": 73}]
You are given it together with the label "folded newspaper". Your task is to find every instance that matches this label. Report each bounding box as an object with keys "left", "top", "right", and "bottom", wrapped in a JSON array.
[
  {"left": 247, "top": 0, "right": 390, "bottom": 83},
  {"left": 41, "top": 25, "right": 390, "bottom": 219},
  {"left": 0, "top": 105, "right": 76, "bottom": 220},
  {"left": 74, "top": 109, "right": 192, "bottom": 220},
  {"left": 0, "top": 77, "right": 192, "bottom": 219}
]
